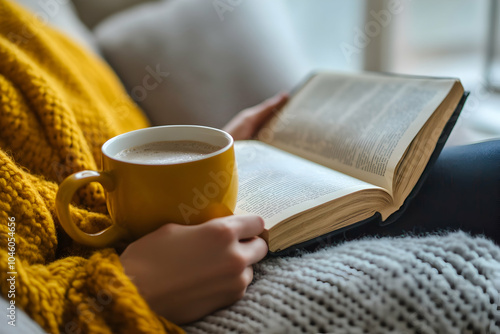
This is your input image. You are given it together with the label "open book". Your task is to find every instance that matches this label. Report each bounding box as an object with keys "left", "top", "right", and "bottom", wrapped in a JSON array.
[{"left": 233, "top": 71, "right": 466, "bottom": 253}]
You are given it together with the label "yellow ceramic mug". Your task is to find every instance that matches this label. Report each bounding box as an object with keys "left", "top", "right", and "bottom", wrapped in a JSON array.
[{"left": 56, "top": 125, "right": 238, "bottom": 248}]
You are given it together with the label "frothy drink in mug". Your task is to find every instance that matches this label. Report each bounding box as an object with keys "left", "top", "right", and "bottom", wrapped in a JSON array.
[{"left": 114, "top": 140, "right": 223, "bottom": 164}]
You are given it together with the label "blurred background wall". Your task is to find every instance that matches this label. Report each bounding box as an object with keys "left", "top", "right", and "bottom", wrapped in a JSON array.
[
  {"left": 279, "top": 0, "right": 500, "bottom": 146},
  {"left": 16, "top": 0, "right": 500, "bottom": 146}
]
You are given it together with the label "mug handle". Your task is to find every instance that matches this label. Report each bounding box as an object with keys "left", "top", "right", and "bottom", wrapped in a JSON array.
[{"left": 56, "top": 170, "right": 126, "bottom": 248}]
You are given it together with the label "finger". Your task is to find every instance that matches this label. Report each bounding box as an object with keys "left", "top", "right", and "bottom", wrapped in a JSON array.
[
  {"left": 198, "top": 266, "right": 254, "bottom": 313},
  {"left": 251, "top": 92, "right": 289, "bottom": 122},
  {"left": 239, "top": 236, "right": 268, "bottom": 264},
  {"left": 242, "top": 266, "right": 254, "bottom": 287},
  {"left": 227, "top": 214, "right": 266, "bottom": 240},
  {"left": 261, "top": 91, "right": 289, "bottom": 109}
]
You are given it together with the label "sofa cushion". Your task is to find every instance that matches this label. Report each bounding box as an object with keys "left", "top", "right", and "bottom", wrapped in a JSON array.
[
  {"left": 94, "top": 0, "right": 310, "bottom": 128},
  {"left": 72, "top": 0, "right": 157, "bottom": 29},
  {"left": 13, "top": 0, "right": 99, "bottom": 53}
]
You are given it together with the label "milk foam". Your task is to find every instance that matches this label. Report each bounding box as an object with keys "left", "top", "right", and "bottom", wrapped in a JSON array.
[{"left": 114, "top": 140, "right": 222, "bottom": 164}]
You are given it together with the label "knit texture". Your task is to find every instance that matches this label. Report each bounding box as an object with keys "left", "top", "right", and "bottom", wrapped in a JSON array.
[
  {"left": 185, "top": 232, "right": 500, "bottom": 334},
  {"left": 0, "top": 1, "right": 182, "bottom": 333}
]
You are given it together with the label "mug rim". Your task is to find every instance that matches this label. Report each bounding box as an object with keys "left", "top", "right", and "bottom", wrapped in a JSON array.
[{"left": 101, "top": 125, "right": 234, "bottom": 166}]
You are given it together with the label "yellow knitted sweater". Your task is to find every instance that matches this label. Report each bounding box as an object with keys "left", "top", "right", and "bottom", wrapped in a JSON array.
[{"left": 0, "top": 2, "right": 183, "bottom": 333}]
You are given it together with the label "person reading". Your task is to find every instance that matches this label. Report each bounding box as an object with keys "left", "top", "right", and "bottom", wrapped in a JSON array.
[{"left": 0, "top": 1, "right": 498, "bottom": 333}]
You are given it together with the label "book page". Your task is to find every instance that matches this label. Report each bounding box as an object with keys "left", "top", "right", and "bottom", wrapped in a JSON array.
[
  {"left": 234, "top": 141, "right": 385, "bottom": 229},
  {"left": 258, "top": 72, "right": 456, "bottom": 192}
]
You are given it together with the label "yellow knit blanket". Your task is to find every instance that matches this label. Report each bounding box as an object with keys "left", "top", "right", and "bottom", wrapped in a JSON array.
[{"left": 0, "top": 2, "right": 182, "bottom": 333}]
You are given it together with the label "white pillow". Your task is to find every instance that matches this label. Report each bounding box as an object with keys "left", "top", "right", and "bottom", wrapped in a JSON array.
[
  {"left": 71, "top": 0, "right": 157, "bottom": 28},
  {"left": 14, "top": 0, "right": 99, "bottom": 54},
  {"left": 94, "top": 0, "right": 310, "bottom": 128}
]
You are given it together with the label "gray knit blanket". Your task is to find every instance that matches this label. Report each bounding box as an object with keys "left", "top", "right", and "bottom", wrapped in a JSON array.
[{"left": 184, "top": 232, "right": 500, "bottom": 334}]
